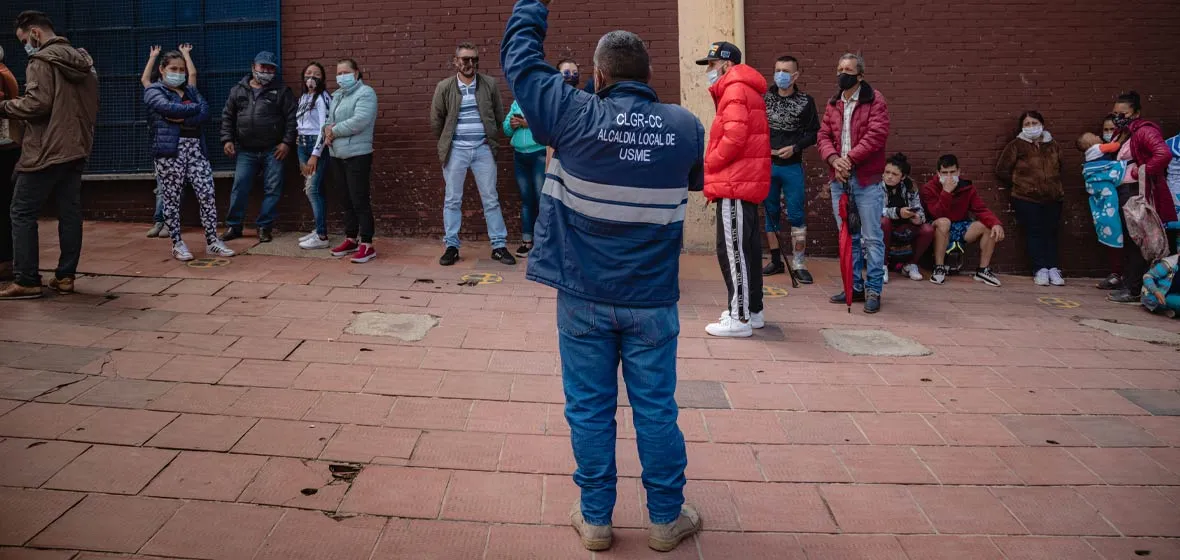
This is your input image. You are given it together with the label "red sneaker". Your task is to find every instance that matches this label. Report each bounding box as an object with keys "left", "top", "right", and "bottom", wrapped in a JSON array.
[
  {"left": 331, "top": 239, "right": 359, "bottom": 257},
  {"left": 351, "top": 243, "right": 376, "bottom": 263}
]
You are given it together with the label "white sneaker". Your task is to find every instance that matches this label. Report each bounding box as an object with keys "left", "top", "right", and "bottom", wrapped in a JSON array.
[
  {"left": 706, "top": 314, "right": 753, "bottom": 338},
  {"left": 883, "top": 269, "right": 890, "bottom": 284},
  {"left": 1048, "top": 268, "right": 1065, "bottom": 286},
  {"left": 903, "top": 264, "right": 923, "bottom": 281},
  {"left": 1034, "top": 268, "right": 1050, "bottom": 286},
  {"left": 172, "top": 241, "right": 194, "bottom": 262},
  {"left": 298, "top": 231, "right": 318, "bottom": 242},
  {"left": 718, "top": 310, "right": 764, "bottom": 329},
  {"left": 300, "top": 236, "right": 331, "bottom": 250},
  {"left": 206, "top": 240, "right": 236, "bottom": 257}
]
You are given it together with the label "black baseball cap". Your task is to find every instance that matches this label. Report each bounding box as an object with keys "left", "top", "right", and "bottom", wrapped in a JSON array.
[{"left": 695, "top": 41, "right": 741, "bottom": 65}]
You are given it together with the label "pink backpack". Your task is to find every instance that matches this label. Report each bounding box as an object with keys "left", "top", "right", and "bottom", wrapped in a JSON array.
[{"left": 1123, "top": 167, "right": 1170, "bottom": 261}]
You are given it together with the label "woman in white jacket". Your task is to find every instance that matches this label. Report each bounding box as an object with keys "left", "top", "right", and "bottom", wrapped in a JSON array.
[{"left": 296, "top": 62, "right": 332, "bottom": 249}]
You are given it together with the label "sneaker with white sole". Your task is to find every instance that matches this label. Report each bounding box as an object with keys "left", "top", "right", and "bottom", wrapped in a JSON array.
[
  {"left": 974, "top": 267, "right": 1002, "bottom": 287},
  {"left": 1034, "top": 268, "right": 1050, "bottom": 286},
  {"left": 718, "top": 309, "right": 764, "bottom": 329},
  {"left": 298, "top": 231, "right": 319, "bottom": 242},
  {"left": 904, "top": 264, "right": 923, "bottom": 281},
  {"left": 300, "top": 236, "right": 331, "bottom": 250},
  {"left": 930, "top": 265, "right": 948, "bottom": 285},
  {"left": 883, "top": 269, "right": 890, "bottom": 284},
  {"left": 206, "top": 241, "right": 236, "bottom": 257},
  {"left": 350, "top": 243, "right": 376, "bottom": 264},
  {"left": 172, "top": 241, "right": 194, "bottom": 262},
  {"left": 706, "top": 314, "right": 754, "bottom": 338},
  {"left": 1048, "top": 268, "right": 1065, "bottom": 286}
]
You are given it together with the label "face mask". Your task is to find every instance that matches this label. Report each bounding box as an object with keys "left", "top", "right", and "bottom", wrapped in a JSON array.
[
  {"left": 23, "top": 42, "right": 37, "bottom": 56},
  {"left": 1102, "top": 132, "right": 1114, "bottom": 142},
  {"left": 305, "top": 76, "right": 322, "bottom": 90},
  {"left": 253, "top": 71, "right": 275, "bottom": 85},
  {"left": 336, "top": 73, "right": 357, "bottom": 90},
  {"left": 774, "top": 71, "right": 793, "bottom": 90},
  {"left": 562, "top": 72, "right": 580, "bottom": 86},
  {"left": 706, "top": 69, "right": 721, "bottom": 86},
  {"left": 163, "top": 72, "right": 187, "bottom": 88},
  {"left": 1112, "top": 114, "right": 1133, "bottom": 129},
  {"left": 837, "top": 73, "right": 859, "bottom": 91},
  {"left": 946, "top": 175, "right": 960, "bottom": 185},
  {"left": 1020, "top": 125, "right": 1044, "bottom": 140}
]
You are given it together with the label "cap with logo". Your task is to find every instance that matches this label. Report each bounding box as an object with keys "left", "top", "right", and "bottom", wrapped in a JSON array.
[
  {"left": 253, "top": 51, "right": 278, "bottom": 68},
  {"left": 695, "top": 41, "right": 742, "bottom": 65}
]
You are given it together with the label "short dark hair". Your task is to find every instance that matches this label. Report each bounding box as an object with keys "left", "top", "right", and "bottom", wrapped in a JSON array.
[
  {"left": 338, "top": 57, "right": 361, "bottom": 78},
  {"left": 456, "top": 42, "right": 478, "bottom": 56},
  {"left": 557, "top": 58, "right": 578, "bottom": 70},
  {"left": 1116, "top": 90, "right": 1141, "bottom": 113},
  {"left": 14, "top": 10, "right": 54, "bottom": 32},
  {"left": 885, "top": 152, "right": 910, "bottom": 176},
  {"left": 937, "top": 154, "right": 959, "bottom": 170},
  {"left": 775, "top": 55, "right": 799, "bottom": 68},
  {"left": 594, "top": 30, "right": 651, "bottom": 84},
  {"left": 155, "top": 50, "right": 185, "bottom": 80},
  {"left": 1018, "top": 110, "right": 1045, "bottom": 129}
]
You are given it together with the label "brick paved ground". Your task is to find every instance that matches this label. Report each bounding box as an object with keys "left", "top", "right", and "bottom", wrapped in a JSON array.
[{"left": 1, "top": 220, "right": 1179, "bottom": 559}]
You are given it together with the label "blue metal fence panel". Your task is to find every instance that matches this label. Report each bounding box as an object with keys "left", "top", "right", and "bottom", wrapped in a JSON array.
[{"left": 0, "top": 0, "right": 280, "bottom": 174}]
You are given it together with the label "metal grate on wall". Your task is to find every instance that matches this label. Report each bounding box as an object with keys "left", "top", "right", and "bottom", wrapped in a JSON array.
[{"left": 1, "top": 0, "right": 280, "bottom": 174}]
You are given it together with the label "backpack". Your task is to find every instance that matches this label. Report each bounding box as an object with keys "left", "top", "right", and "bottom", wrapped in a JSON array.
[
  {"left": 1142, "top": 254, "right": 1180, "bottom": 317},
  {"left": 1123, "top": 167, "right": 1170, "bottom": 261}
]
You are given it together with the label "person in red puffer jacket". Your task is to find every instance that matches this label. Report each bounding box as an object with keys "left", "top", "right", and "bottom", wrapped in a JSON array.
[{"left": 697, "top": 41, "right": 771, "bottom": 338}]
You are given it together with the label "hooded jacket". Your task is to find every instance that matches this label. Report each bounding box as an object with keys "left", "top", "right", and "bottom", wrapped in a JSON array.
[
  {"left": 817, "top": 82, "right": 890, "bottom": 187},
  {"left": 219, "top": 75, "right": 297, "bottom": 151},
  {"left": 704, "top": 63, "right": 771, "bottom": 203},
  {"left": 995, "top": 133, "right": 1064, "bottom": 203},
  {"left": 1126, "top": 119, "right": 1177, "bottom": 223},
  {"left": 919, "top": 177, "right": 1001, "bottom": 229},
  {"left": 0, "top": 37, "right": 99, "bottom": 172}
]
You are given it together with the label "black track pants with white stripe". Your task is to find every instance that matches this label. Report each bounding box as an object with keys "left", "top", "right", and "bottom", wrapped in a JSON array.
[{"left": 715, "top": 198, "right": 764, "bottom": 320}]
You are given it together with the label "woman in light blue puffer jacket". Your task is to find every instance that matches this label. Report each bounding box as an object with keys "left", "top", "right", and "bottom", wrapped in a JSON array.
[{"left": 322, "top": 58, "right": 378, "bottom": 263}]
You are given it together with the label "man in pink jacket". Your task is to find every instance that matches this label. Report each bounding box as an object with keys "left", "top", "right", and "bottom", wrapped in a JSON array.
[{"left": 816, "top": 53, "right": 890, "bottom": 313}]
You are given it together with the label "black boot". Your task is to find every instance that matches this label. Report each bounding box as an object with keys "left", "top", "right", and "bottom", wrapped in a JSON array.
[{"left": 763, "top": 249, "right": 784, "bottom": 275}]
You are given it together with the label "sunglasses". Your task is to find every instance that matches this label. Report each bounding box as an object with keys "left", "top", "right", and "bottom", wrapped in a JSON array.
[{"left": 458, "top": 56, "right": 479, "bottom": 64}]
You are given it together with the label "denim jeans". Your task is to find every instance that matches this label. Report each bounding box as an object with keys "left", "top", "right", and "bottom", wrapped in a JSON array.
[
  {"left": 513, "top": 149, "right": 545, "bottom": 242},
  {"left": 1011, "top": 198, "right": 1062, "bottom": 271},
  {"left": 10, "top": 160, "right": 84, "bottom": 287},
  {"left": 556, "top": 291, "right": 687, "bottom": 526},
  {"left": 830, "top": 177, "right": 887, "bottom": 294},
  {"left": 226, "top": 149, "right": 284, "bottom": 230},
  {"left": 763, "top": 163, "right": 806, "bottom": 232},
  {"left": 297, "top": 136, "right": 328, "bottom": 236},
  {"left": 153, "top": 187, "right": 165, "bottom": 223},
  {"left": 442, "top": 144, "right": 507, "bottom": 249}
]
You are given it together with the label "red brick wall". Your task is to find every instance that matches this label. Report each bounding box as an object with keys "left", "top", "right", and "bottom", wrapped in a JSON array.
[{"left": 743, "top": 0, "right": 1180, "bottom": 274}]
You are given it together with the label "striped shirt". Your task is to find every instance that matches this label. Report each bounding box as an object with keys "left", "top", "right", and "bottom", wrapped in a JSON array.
[{"left": 452, "top": 77, "right": 486, "bottom": 149}]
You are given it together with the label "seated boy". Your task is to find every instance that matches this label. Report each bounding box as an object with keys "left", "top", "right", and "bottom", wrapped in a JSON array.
[{"left": 919, "top": 154, "right": 1005, "bottom": 287}]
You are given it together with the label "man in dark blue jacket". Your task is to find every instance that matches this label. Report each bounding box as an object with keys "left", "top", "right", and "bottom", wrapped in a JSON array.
[{"left": 502, "top": 0, "right": 704, "bottom": 552}]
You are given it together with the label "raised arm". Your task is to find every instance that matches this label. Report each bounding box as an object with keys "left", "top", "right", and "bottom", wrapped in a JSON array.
[
  {"left": 141, "top": 45, "right": 160, "bottom": 88},
  {"left": 179, "top": 43, "right": 197, "bottom": 86},
  {"left": 501, "top": 0, "right": 588, "bottom": 146}
]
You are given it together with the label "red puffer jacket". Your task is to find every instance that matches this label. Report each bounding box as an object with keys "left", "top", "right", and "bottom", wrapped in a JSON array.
[
  {"left": 817, "top": 82, "right": 890, "bottom": 187},
  {"left": 1127, "top": 119, "right": 1178, "bottom": 223},
  {"left": 704, "top": 64, "right": 770, "bottom": 203}
]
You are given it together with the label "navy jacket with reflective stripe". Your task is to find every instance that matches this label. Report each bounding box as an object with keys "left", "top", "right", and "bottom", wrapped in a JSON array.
[{"left": 502, "top": 0, "right": 705, "bottom": 307}]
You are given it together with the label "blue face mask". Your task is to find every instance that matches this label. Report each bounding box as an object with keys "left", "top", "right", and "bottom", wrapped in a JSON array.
[
  {"left": 336, "top": 73, "right": 357, "bottom": 90},
  {"left": 774, "top": 71, "right": 793, "bottom": 90},
  {"left": 163, "top": 72, "right": 186, "bottom": 88}
]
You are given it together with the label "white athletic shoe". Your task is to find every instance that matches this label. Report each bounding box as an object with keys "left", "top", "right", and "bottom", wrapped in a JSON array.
[
  {"left": 206, "top": 240, "right": 236, "bottom": 257},
  {"left": 172, "top": 241, "right": 194, "bottom": 262},
  {"left": 719, "top": 309, "right": 764, "bottom": 329},
  {"left": 706, "top": 314, "right": 754, "bottom": 338},
  {"left": 300, "top": 236, "right": 331, "bottom": 250},
  {"left": 903, "top": 264, "right": 923, "bottom": 281},
  {"left": 298, "top": 231, "right": 318, "bottom": 242}
]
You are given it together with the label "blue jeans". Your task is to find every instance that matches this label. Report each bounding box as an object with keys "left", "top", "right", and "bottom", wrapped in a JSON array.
[
  {"left": 297, "top": 136, "right": 328, "bottom": 236},
  {"left": 153, "top": 187, "right": 165, "bottom": 223},
  {"left": 443, "top": 144, "right": 507, "bottom": 249},
  {"left": 763, "top": 163, "right": 806, "bottom": 232},
  {"left": 556, "top": 291, "right": 687, "bottom": 526},
  {"left": 226, "top": 149, "right": 284, "bottom": 230},
  {"left": 513, "top": 149, "right": 545, "bottom": 242},
  {"left": 830, "top": 177, "right": 887, "bottom": 294}
]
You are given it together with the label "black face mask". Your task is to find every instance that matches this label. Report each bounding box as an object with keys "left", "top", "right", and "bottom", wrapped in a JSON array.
[
  {"left": 563, "top": 73, "right": 580, "bottom": 87},
  {"left": 1112, "top": 114, "right": 1134, "bottom": 129},
  {"left": 837, "top": 73, "right": 859, "bottom": 91}
]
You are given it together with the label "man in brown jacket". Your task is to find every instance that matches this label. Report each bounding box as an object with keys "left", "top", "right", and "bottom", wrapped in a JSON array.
[
  {"left": 0, "top": 10, "right": 98, "bottom": 300},
  {"left": 0, "top": 45, "right": 22, "bottom": 283},
  {"left": 429, "top": 42, "right": 513, "bottom": 266}
]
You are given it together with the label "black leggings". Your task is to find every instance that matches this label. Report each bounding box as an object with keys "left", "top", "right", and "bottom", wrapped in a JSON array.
[{"left": 332, "top": 154, "right": 374, "bottom": 243}]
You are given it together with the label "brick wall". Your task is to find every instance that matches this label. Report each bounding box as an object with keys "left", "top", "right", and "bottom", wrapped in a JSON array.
[{"left": 743, "top": 0, "right": 1180, "bottom": 275}]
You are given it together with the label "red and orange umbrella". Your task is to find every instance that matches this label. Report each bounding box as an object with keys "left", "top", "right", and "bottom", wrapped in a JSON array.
[{"left": 838, "top": 188, "right": 855, "bottom": 313}]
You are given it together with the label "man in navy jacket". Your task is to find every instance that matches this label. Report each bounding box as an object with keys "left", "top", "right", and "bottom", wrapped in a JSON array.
[{"left": 502, "top": 0, "right": 704, "bottom": 552}]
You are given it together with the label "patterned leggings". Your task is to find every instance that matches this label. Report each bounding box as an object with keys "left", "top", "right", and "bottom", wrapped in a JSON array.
[{"left": 154, "top": 138, "right": 219, "bottom": 246}]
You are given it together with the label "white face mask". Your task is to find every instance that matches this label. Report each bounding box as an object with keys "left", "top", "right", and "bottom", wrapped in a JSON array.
[
  {"left": 1020, "top": 125, "right": 1044, "bottom": 140},
  {"left": 1102, "top": 132, "right": 1114, "bottom": 142},
  {"left": 706, "top": 69, "right": 721, "bottom": 86}
]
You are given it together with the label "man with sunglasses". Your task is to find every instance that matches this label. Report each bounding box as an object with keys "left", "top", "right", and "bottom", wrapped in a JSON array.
[{"left": 431, "top": 42, "right": 513, "bottom": 266}]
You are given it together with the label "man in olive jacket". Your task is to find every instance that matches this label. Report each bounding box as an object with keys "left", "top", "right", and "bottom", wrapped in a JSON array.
[
  {"left": 0, "top": 11, "right": 98, "bottom": 300},
  {"left": 430, "top": 42, "right": 513, "bottom": 266}
]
